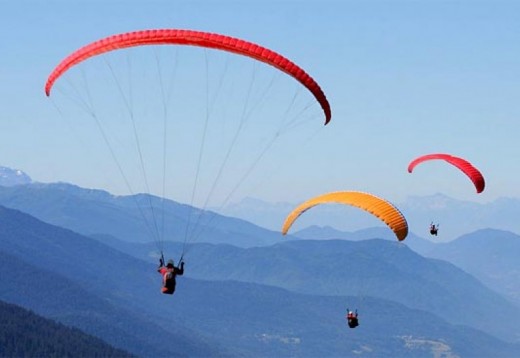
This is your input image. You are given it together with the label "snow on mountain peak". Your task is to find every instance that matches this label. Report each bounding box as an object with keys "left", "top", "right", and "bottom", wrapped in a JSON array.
[{"left": 0, "top": 166, "right": 32, "bottom": 186}]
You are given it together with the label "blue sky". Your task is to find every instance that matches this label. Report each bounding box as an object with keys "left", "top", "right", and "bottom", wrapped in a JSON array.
[{"left": 1, "top": 0, "right": 519, "bottom": 206}]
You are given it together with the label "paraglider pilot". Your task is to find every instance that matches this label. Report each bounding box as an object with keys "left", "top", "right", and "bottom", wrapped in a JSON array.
[
  {"left": 430, "top": 222, "right": 438, "bottom": 236},
  {"left": 346, "top": 308, "right": 359, "bottom": 328},
  {"left": 158, "top": 254, "right": 184, "bottom": 295}
]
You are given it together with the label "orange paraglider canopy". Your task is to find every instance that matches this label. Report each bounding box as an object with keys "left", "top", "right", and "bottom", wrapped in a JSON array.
[{"left": 282, "top": 191, "right": 408, "bottom": 241}]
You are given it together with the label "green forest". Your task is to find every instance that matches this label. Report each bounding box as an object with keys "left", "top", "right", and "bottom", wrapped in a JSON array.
[{"left": 0, "top": 300, "right": 133, "bottom": 357}]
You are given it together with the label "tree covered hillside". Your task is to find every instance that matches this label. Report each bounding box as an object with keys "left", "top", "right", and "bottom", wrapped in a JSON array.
[{"left": 0, "top": 299, "right": 133, "bottom": 357}]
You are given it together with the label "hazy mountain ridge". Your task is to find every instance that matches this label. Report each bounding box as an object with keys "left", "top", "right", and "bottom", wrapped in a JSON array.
[
  {"left": 218, "top": 194, "right": 520, "bottom": 240},
  {"left": 292, "top": 225, "right": 437, "bottom": 253},
  {"left": 1, "top": 171, "right": 518, "bottom": 246},
  {"left": 0, "top": 169, "right": 519, "bottom": 354},
  {"left": 276, "top": 224, "right": 520, "bottom": 312},
  {"left": 418, "top": 228, "right": 520, "bottom": 306},
  {"left": 92, "top": 233, "right": 520, "bottom": 343},
  {"left": 0, "top": 182, "right": 292, "bottom": 248},
  {"left": 1, "top": 206, "right": 519, "bottom": 356}
]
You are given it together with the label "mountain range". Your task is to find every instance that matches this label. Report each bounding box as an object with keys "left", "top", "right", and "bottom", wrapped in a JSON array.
[
  {"left": 1, "top": 205, "right": 519, "bottom": 356},
  {"left": 297, "top": 224, "right": 520, "bottom": 309},
  {"left": 95, "top": 234, "right": 520, "bottom": 343},
  {"left": 2, "top": 167, "right": 519, "bottom": 244},
  {"left": 418, "top": 229, "right": 520, "bottom": 306},
  {"left": 0, "top": 181, "right": 290, "bottom": 248},
  {"left": 1, "top": 166, "right": 520, "bottom": 356}
]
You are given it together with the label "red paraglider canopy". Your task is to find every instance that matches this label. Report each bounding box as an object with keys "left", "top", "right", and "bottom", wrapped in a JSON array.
[
  {"left": 407, "top": 153, "right": 485, "bottom": 193},
  {"left": 45, "top": 29, "right": 331, "bottom": 125}
]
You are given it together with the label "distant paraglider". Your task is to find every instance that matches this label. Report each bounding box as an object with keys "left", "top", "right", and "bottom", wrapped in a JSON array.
[
  {"left": 282, "top": 192, "right": 407, "bottom": 331},
  {"left": 281, "top": 191, "right": 408, "bottom": 241},
  {"left": 346, "top": 308, "right": 359, "bottom": 329},
  {"left": 429, "top": 222, "right": 439, "bottom": 236},
  {"left": 407, "top": 153, "right": 485, "bottom": 194}
]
